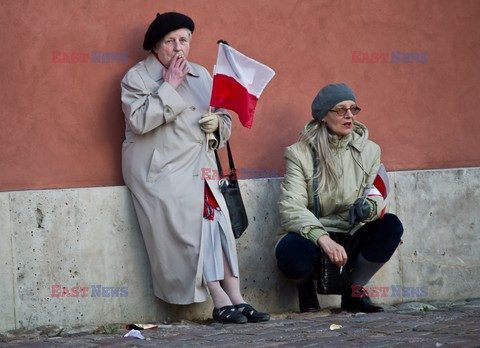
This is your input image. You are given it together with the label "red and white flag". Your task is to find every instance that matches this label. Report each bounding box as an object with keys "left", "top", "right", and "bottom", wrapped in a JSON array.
[
  {"left": 365, "top": 164, "right": 390, "bottom": 218},
  {"left": 210, "top": 42, "right": 275, "bottom": 128}
]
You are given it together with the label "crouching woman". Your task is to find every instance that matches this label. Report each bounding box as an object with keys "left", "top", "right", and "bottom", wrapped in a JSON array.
[{"left": 275, "top": 83, "right": 403, "bottom": 313}]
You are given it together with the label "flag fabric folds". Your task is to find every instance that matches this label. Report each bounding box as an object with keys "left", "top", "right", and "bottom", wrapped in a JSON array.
[
  {"left": 373, "top": 164, "right": 389, "bottom": 199},
  {"left": 210, "top": 42, "right": 275, "bottom": 128}
]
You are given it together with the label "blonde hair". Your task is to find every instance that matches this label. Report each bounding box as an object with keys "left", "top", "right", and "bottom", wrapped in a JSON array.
[{"left": 298, "top": 120, "right": 339, "bottom": 194}]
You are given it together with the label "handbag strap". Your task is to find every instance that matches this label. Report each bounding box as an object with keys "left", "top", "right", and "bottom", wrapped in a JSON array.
[
  {"left": 226, "top": 140, "right": 236, "bottom": 172},
  {"left": 312, "top": 149, "right": 320, "bottom": 219},
  {"left": 214, "top": 148, "right": 224, "bottom": 178},
  {"left": 214, "top": 140, "right": 236, "bottom": 179},
  {"left": 311, "top": 148, "right": 347, "bottom": 247}
]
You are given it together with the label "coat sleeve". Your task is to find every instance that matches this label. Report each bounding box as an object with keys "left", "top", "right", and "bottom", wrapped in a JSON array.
[
  {"left": 363, "top": 144, "right": 384, "bottom": 222},
  {"left": 202, "top": 107, "right": 231, "bottom": 151},
  {"left": 213, "top": 107, "right": 232, "bottom": 149},
  {"left": 121, "top": 68, "right": 187, "bottom": 135},
  {"left": 278, "top": 146, "right": 328, "bottom": 245}
]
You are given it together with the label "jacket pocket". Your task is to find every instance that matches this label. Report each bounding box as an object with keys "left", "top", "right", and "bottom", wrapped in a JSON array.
[{"left": 146, "top": 148, "right": 168, "bottom": 183}]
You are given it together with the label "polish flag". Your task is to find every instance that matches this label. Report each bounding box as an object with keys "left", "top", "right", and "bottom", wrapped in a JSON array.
[
  {"left": 210, "top": 41, "right": 275, "bottom": 128},
  {"left": 373, "top": 164, "right": 389, "bottom": 199},
  {"left": 365, "top": 164, "right": 390, "bottom": 218}
]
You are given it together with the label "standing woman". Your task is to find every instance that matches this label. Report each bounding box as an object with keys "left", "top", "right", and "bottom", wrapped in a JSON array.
[
  {"left": 121, "top": 12, "right": 269, "bottom": 324},
  {"left": 276, "top": 83, "right": 403, "bottom": 313}
]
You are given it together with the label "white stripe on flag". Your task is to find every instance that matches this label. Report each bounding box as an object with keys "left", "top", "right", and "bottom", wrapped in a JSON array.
[{"left": 213, "top": 43, "right": 275, "bottom": 98}]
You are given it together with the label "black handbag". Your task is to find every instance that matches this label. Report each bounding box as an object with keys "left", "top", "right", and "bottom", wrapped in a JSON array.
[
  {"left": 312, "top": 150, "right": 357, "bottom": 295},
  {"left": 316, "top": 233, "right": 356, "bottom": 295},
  {"left": 214, "top": 141, "right": 249, "bottom": 238}
]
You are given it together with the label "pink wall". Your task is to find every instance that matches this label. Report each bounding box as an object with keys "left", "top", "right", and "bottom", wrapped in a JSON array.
[{"left": 1, "top": 0, "right": 479, "bottom": 191}]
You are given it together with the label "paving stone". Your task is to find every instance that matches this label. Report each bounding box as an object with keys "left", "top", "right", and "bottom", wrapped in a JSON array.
[
  {"left": 1, "top": 300, "right": 480, "bottom": 347},
  {"left": 466, "top": 298, "right": 480, "bottom": 302},
  {"left": 395, "top": 302, "right": 438, "bottom": 312},
  {"left": 463, "top": 299, "right": 480, "bottom": 308}
]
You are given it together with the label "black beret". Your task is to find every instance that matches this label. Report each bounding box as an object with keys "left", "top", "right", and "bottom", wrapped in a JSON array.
[{"left": 143, "top": 12, "right": 195, "bottom": 51}]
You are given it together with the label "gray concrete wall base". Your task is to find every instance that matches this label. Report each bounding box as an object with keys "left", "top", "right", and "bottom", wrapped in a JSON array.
[
  {"left": 0, "top": 193, "right": 16, "bottom": 330},
  {"left": 1, "top": 167, "right": 479, "bottom": 331},
  {"left": 0, "top": 187, "right": 169, "bottom": 331},
  {"left": 393, "top": 168, "right": 480, "bottom": 301}
]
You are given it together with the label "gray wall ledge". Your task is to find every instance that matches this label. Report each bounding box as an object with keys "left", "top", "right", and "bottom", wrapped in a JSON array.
[{"left": 1, "top": 167, "right": 479, "bottom": 331}]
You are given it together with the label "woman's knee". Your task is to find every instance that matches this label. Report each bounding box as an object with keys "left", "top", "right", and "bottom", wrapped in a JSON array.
[
  {"left": 275, "top": 233, "right": 318, "bottom": 280},
  {"left": 381, "top": 213, "right": 404, "bottom": 242},
  {"left": 357, "top": 214, "right": 404, "bottom": 262}
]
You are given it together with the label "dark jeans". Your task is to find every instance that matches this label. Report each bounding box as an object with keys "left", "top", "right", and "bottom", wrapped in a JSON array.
[{"left": 275, "top": 213, "right": 404, "bottom": 281}]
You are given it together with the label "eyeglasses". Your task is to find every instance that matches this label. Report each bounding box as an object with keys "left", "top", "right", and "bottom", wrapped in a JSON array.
[{"left": 329, "top": 106, "right": 361, "bottom": 116}]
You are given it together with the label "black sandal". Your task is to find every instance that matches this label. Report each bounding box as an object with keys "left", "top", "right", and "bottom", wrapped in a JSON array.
[
  {"left": 212, "top": 305, "right": 248, "bottom": 324},
  {"left": 235, "top": 303, "right": 270, "bottom": 322}
]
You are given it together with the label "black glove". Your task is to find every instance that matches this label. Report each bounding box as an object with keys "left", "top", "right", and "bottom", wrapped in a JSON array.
[{"left": 348, "top": 198, "right": 371, "bottom": 225}]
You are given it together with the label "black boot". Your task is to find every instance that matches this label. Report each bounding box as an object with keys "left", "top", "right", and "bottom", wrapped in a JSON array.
[
  {"left": 341, "top": 285, "right": 384, "bottom": 313},
  {"left": 297, "top": 278, "right": 320, "bottom": 313}
]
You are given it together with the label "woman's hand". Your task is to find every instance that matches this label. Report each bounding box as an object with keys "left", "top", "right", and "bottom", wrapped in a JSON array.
[
  {"left": 199, "top": 114, "right": 219, "bottom": 133},
  {"left": 162, "top": 54, "right": 190, "bottom": 89},
  {"left": 317, "top": 234, "right": 347, "bottom": 267}
]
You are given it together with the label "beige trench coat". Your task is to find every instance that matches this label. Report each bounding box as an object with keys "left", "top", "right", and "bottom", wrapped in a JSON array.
[{"left": 121, "top": 54, "right": 236, "bottom": 304}]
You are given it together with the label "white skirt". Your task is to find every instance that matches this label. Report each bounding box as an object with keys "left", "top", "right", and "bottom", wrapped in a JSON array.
[{"left": 202, "top": 209, "right": 239, "bottom": 282}]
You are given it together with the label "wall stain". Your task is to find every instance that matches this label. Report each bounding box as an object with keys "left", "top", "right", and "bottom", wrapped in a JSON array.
[{"left": 35, "top": 207, "right": 44, "bottom": 229}]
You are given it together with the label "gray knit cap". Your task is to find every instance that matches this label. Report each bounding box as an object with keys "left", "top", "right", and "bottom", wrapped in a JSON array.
[{"left": 311, "top": 83, "right": 356, "bottom": 121}]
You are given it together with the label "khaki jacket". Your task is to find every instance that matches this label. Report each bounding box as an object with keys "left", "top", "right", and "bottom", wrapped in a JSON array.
[
  {"left": 278, "top": 121, "right": 383, "bottom": 246},
  {"left": 121, "top": 54, "right": 234, "bottom": 304}
]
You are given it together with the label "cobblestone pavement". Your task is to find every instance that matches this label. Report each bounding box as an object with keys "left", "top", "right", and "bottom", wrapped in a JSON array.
[{"left": 1, "top": 299, "right": 480, "bottom": 347}]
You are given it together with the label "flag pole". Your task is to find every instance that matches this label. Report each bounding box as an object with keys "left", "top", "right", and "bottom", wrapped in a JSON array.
[{"left": 207, "top": 41, "right": 225, "bottom": 117}]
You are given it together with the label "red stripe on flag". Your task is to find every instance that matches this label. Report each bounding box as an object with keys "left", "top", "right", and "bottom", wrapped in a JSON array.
[
  {"left": 373, "top": 175, "right": 388, "bottom": 199},
  {"left": 380, "top": 207, "right": 386, "bottom": 219},
  {"left": 210, "top": 74, "right": 258, "bottom": 129}
]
